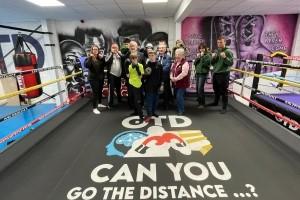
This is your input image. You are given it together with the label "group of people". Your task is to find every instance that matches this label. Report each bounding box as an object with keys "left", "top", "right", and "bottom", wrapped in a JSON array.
[{"left": 85, "top": 36, "right": 233, "bottom": 122}]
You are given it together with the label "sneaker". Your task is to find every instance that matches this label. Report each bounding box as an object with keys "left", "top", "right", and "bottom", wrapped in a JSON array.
[
  {"left": 98, "top": 104, "right": 107, "bottom": 108},
  {"left": 93, "top": 108, "right": 101, "bottom": 114}
]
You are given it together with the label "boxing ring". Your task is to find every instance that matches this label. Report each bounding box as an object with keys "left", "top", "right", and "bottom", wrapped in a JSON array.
[
  {"left": 0, "top": 57, "right": 299, "bottom": 200},
  {"left": 254, "top": 93, "right": 300, "bottom": 125},
  {"left": 0, "top": 33, "right": 299, "bottom": 200}
]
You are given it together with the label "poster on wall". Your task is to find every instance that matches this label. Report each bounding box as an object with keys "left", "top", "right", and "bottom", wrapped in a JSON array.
[
  {"left": 182, "top": 14, "right": 298, "bottom": 93},
  {"left": 57, "top": 19, "right": 169, "bottom": 99}
]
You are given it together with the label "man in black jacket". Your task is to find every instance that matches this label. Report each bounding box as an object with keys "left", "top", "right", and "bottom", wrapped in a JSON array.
[
  {"left": 144, "top": 49, "right": 163, "bottom": 121},
  {"left": 106, "top": 43, "right": 125, "bottom": 107}
]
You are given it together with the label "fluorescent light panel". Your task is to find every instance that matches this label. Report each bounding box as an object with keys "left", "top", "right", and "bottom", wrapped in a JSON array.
[
  {"left": 26, "top": 0, "right": 65, "bottom": 7},
  {"left": 143, "top": 0, "right": 168, "bottom": 3}
]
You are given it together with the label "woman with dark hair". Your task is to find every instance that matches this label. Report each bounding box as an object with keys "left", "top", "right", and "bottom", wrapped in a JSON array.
[
  {"left": 85, "top": 45, "right": 106, "bottom": 114},
  {"left": 194, "top": 43, "right": 211, "bottom": 108}
]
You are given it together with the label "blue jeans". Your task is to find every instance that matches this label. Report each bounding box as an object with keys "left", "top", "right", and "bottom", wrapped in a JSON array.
[
  {"left": 196, "top": 73, "right": 207, "bottom": 105},
  {"left": 175, "top": 88, "right": 186, "bottom": 114},
  {"left": 146, "top": 92, "right": 159, "bottom": 116}
]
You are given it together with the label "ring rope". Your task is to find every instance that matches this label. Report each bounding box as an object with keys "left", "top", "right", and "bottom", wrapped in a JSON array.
[
  {"left": 235, "top": 58, "right": 300, "bottom": 69},
  {"left": 231, "top": 79, "right": 300, "bottom": 110},
  {"left": 0, "top": 66, "right": 62, "bottom": 79},
  {"left": 0, "top": 90, "right": 65, "bottom": 123},
  {"left": 0, "top": 102, "right": 67, "bottom": 144},
  {"left": 229, "top": 90, "right": 300, "bottom": 129},
  {"left": 261, "top": 64, "right": 300, "bottom": 71},
  {"left": 0, "top": 71, "right": 82, "bottom": 100},
  {"left": 0, "top": 90, "right": 85, "bottom": 144},
  {"left": 231, "top": 68, "right": 300, "bottom": 88},
  {"left": 253, "top": 83, "right": 300, "bottom": 95},
  {"left": 262, "top": 74, "right": 300, "bottom": 84}
]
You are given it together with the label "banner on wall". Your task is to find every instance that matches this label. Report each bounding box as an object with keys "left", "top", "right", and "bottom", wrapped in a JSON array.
[{"left": 182, "top": 14, "right": 298, "bottom": 93}]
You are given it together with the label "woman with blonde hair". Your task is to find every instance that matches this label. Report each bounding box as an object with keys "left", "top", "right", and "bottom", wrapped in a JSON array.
[
  {"left": 172, "top": 39, "right": 189, "bottom": 59},
  {"left": 170, "top": 48, "right": 190, "bottom": 115}
]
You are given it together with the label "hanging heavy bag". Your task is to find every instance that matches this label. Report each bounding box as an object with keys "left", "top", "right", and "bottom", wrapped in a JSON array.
[
  {"left": 13, "top": 52, "right": 42, "bottom": 99},
  {"left": 13, "top": 34, "right": 42, "bottom": 99}
]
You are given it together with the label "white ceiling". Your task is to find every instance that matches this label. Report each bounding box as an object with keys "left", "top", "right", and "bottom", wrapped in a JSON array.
[
  {"left": 182, "top": 0, "right": 300, "bottom": 20},
  {"left": 0, "top": 0, "right": 182, "bottom": 22},
  {"left": 0, "top": 0, "right": 299, "bottom": 23}
]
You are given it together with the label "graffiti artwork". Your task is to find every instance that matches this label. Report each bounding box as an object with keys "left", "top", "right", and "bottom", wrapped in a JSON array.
[{"left": 58, "top": 20, "right": 169, "bottom": 99}]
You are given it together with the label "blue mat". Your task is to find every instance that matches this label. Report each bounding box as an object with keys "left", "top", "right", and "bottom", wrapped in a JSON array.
[{"left": 0, "top": 104, "right": 67, "bottom": 152}]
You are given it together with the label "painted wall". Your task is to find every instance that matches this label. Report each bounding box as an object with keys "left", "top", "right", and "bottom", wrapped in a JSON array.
[
  {"left": 55, "top": 18, "right": 175, "bottom": 98},
  {"left": 0, "top": 20, "right": 64, "bottom": 105},
  {"left": 181, "top": 14, "right": 299, "bottom": 94}
]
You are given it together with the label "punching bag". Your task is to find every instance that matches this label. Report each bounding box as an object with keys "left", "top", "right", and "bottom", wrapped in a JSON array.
[{"left": 13, "top": 52, "right": 42, "bottom": 99}]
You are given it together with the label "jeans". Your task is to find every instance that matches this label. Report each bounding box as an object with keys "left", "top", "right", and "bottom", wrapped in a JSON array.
[
  {"left": 175, "top": 88, "right": 186, "bottom": 114},
  {"left": 196, "top": 73, "right": 207, "bottom": 105},
  {"left": 146, "top": 92, "right": 159, "bottom": 116}
]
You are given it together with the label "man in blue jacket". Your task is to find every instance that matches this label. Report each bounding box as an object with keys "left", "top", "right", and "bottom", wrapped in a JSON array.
[{"left": 157, "top": 41, "right": 172, "bottom": 109}]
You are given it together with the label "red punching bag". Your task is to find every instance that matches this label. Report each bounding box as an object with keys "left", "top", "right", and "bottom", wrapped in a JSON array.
[{"left": 13, "top": 49, "right": 43, "bottom": 99}]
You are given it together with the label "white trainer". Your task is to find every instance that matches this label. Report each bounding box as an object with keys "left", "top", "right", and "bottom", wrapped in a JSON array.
[
  {"left": 98, "top": 104, "right": 107, "bottom": 108},
  {"left": 93, "top": 108, "right": 101, "bottom": 114}
]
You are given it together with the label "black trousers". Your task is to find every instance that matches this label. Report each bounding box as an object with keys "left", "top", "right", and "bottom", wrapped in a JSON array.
[
  {"left": 89, "top": 78, "right": 104, "bottom": 108},
  {"left": 128, "top": 84, "right": 143, "bottom": 118},
  {"left": 108, "top": 74, "right": 122, "bottom": 106},
  {"left": 212, "top": 72, "right": 229, "bottom": 109}
]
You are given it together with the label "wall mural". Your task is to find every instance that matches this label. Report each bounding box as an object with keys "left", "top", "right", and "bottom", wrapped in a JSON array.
[
  {"left": 182, "top": 14, "right": 298, "bottom": 92},
  {"left": 58, "top": 19, "right": 168, "bottom": 99}
]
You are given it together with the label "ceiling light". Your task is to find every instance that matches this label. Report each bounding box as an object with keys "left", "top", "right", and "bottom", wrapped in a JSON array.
[
  {"left": 26, "top": 0, "right": 65, "bottom": 7},
  {"left": 143, "top": 0, "right": 168, "bottom": 3}
]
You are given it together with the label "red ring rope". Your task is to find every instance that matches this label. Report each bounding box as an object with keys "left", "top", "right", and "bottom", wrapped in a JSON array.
[{"left": 229, "top": 90, "right": 300, "bottom": 129}]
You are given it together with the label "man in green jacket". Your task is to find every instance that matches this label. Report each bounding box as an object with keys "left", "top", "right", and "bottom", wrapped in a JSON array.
[{"left": 209, "top": 36, "right": 234, "bottom": 114}]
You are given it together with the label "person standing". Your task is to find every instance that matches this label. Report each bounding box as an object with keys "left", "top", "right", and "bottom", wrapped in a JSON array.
[
  {"left": 127, "top": 53, "right": 144, "bottom": 122},
  {"left": 170, "top": 48, "right": 190, "bottom": 115},
  {"left": 194, "top": 43, "right": 211, "bottom": 108},
  {"left": 157, "top": 41, "right": 172, "bottom": 110},
  {"left": 124, "top": 41, "right": 146, "bottom": 108},
  {"left": 85, "top": 45, "right": 107, "bottom": 114},
  {"left": 209, "top": 36, "right": 234, "bottom": 114},
  {"left": 106, "top": 43, "right": 124, "bottom": 107},
  {"left": 144, "top": 49, "right": 163, "bottom": 121},
  {"left": 172, "top": 39, "right": 189, "bottom": 59}
]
